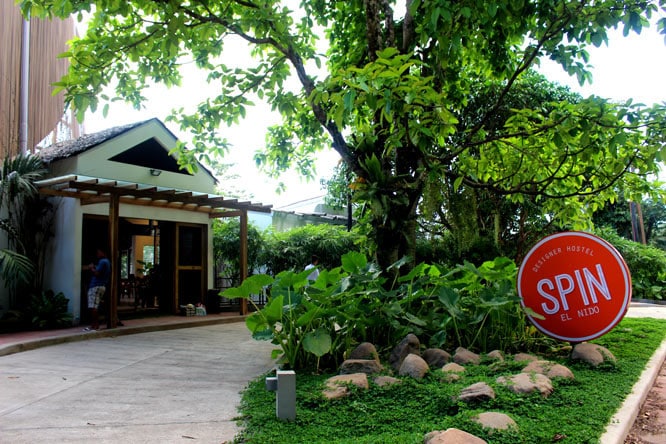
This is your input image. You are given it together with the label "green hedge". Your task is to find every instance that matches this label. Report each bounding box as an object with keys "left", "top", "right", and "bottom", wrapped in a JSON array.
[
  {"left": 260, "top": 224, "right": 361, "bottom": 275},
  {"left": 596, "top": 227, "right": 666, "bottom": 301}
]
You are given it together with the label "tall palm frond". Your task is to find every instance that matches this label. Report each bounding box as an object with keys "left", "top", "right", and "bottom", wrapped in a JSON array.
[
  {"left": 0, "top": 154, "right": 46, "bottom": 210},
  {"left": 0, "top": 219, "right": 25, "bottom": 251},
  {"left": 0, "top": 154, "right": 46, "bottom": 300},
  {"left": 0, "top": 249, "right": 35, "bottom": 287}
]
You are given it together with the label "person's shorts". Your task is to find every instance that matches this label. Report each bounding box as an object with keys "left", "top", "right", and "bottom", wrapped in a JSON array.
[{"left": 87, "top": 286, "right": 106, "bottom": 309}]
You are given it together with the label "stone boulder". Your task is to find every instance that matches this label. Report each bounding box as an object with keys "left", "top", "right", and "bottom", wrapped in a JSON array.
[
  {"left": 323, "top": 373, "right": 369, "bottom": 400},
  {"left": 472, "top": 412, "right": 518, "bottom": 432},
  {"left": 423, "top": 348, "right": 452, "bottom": 368},
  {"left": 571, "top": 343, "right": 616, "bottom": 367},
  {"left": 523, "top": 360, "right": 574, "bottom": 380},
  {"left": 513, "top": 353, "right": 538, "bottom": 363},
  {"left": 458, "top": 381, "right": 495, "bottom": 403},
  {"left": 339, "top": 359, "right": 383, "bottom": 375},
  {"left": 424, "top": 428, "right": 487, "bottom": 444},
  {"left": 454, "top": 347, "right": 480, "bottom": 365},
  {"left": 373, "top": 375, "right": 401, "bottom": 387},
  {"left": 497, "top": 373, "right": 553, "bottom": 397},
  {"left": 486, "top": 350, "right": 504, "bottom": 362},
  {"left": 349, "top": 342, "right": 380, "bottom": 362},
  {"left": 441, "top": 362, "right": 466, "bottom": 382},
  {"left": 389, "top": 333, "right": 421, "bottom": 371},
  {"left": 399, "top": 353, "right": 429, "bottom": 379}
]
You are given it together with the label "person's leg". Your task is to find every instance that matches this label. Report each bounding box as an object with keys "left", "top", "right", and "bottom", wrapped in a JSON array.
[
  {"left": 86, "top": 287, "right": 97, "bottom": 330},
  {"left": 87, "top": 286, "right": 102, "bottom": 330}
]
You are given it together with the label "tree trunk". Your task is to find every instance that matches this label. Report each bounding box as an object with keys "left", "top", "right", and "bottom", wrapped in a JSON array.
[{"left": 372, "top": 190, "right": 420, "bottom": 274}]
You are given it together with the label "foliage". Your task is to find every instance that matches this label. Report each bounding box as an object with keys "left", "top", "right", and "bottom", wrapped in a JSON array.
[
  {"left": 320, "top": 162, "right": 354, "bottom": 212},
  {"left": 432, "top": 258, "right": 538, "bottom": 352},
  {"left": 22, "top": 0, "right": 666, "bottom": 274},
  {"left": 260, "top": 224, "right": 361, "bottom": 275},
  {"left": 235, "top": 317, "right": 666, "bottom": 444},
  {"left": 0, "top": 154, "right": 49, "bottom": 307},
  {"left": 593, "top": 195, "right": 666, "bottom": 245},
  {"left": 224, "top": 252, "right": 550, "bottom": 371},
  {"left": 595, "top": 227, "right": 666, "bottom": 300},
  {"left": 213, "top": 218, "right": 265, "bottom": 285},
  {"left": 28, "top": 290, "right": 72, "bottom": 330}
]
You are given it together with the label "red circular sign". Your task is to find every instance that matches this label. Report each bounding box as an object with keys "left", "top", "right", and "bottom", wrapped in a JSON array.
[{"left": 517, "top": 231, "right": 631, "bottom": 342}]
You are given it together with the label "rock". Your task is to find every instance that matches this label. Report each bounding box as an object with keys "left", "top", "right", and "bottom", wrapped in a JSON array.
[
  {"left": 523, "top": 360, "right": 575, "bottom": 380},
  {"left": 339, "top": 359, "right": 383, "bottom": 375},
  {"left": 497, "top": 373, "right": 553, "bottom": 397},
  {"left": 454, "top": 347, "right": 481, "bottom": 365},
  {"left": 423, "top": 348, "right": 451, "bottom": 368},
  {"left": 442, "top": 362, "right": 466, "bottom": 373},
  {"left": 486, "top": 350, "right": 504, "bottom": 362},
  {"left": 458, "top": 381, "right": 495, "bottom": 403},
  {"left": 441, "top": 362, "right": 465, "bottom": 382},
  {"left": 373, "top": 375, "right": 401, "bottom": 387},
  {"left": 399, "top": 353, "right": 429, "bottom": 379},
  {"left": 424, "top": 428, "right": 487, "bottom": 444},
  {"left": 472, "top": 412, "right": 518, "bottom": 432},
  {"left": 571, "top": 343, "right": 616, "bottom": 367},
  {"left": 513, "top": 353, "right": 538, "bottom": 363},
  {"left": 323, "top": 373, "right": 369, "bottom": 400},
  {"left": 389, "top": 333, "right": 421, "bottom": 371},
  {"left": 349, "top": 342, "right": 380, "bottom": 362},
  {"left": 441, "top": 373, "right": 462, "bottom": 383}
]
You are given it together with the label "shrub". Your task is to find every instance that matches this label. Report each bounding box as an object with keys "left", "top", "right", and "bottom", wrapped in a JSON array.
[
  {"left": 212, "top": 218, "right": 265, "bottom": 285},
  {"left": 28, "top": 290, "right": 72, "bottom": 330},
  {"left": 596, "top": 227, "right": 666, "bottom": 300},
  {"left": 260, "top": 224, "right": 361, "bottom": 275},
  {"left": 225, "top": 252, "right": 550, "bottom": 371}
]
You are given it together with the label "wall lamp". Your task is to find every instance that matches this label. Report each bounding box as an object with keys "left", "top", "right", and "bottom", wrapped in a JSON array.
[{"left": 149, "top": 168, "right": 162, "bottom": 176}]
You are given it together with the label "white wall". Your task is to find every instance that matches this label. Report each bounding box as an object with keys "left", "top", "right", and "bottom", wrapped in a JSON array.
[{"left": 43, "top": 197, "right": 82, "bottom": 323}]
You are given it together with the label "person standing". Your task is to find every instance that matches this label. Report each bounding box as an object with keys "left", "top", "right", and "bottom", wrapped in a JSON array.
[
  {"left": 305, "top": 254, "right": 320, "bottom": 282},
  {"left": 83, "top": 248, "right": 110, "bottom": 331}
]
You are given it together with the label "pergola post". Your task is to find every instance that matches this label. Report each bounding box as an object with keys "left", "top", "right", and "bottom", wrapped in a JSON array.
[
  {"left": 239, "top": 209, "right": 248, "bottom": 315},
  {"left": 108, "top": 193, "right": 119, "bottom": 328}
]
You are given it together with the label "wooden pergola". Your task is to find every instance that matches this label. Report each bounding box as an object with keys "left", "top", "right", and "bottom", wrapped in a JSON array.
[{"left": 36, "top": 175, "right": 272, "bottom": 327}]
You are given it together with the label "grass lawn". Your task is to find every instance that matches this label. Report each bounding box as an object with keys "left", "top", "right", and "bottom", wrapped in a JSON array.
[{"left": 234, "top": 317, "right": 666, "bottom": 444}]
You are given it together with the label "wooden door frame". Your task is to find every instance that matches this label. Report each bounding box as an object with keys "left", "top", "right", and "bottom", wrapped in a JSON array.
[{"left": 174, "top": 222, "right": 207, "bottom": 311}]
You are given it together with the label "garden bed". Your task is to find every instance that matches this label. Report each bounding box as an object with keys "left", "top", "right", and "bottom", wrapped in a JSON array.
[{"left": 235, "top": 317, "right": 666, "bottom": 444}]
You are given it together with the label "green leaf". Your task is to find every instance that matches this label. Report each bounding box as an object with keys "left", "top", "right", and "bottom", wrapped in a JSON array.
[
  {"left": 241, "top": 274, "right": 274, "bottom": 295},
  {"left": 523, "top": 306, "right": 546, "bottom": 320},
  {"left": 403, "top": 312, "right": 428, "bottom": 327},
  {"left": 302, "top": 328, "right": 332, "bottom": 357},
  {"left": 221, "top": 286, "right": 247, "bottom": 299},
  {"left": 262, "top": 295, "right": 284, "bottom": 323},
  {"left": 341, "top": 251, "right": 367, "bottom": 273},
  {"left": 246, "top": 312, "right": 268, "bottom": 334}
]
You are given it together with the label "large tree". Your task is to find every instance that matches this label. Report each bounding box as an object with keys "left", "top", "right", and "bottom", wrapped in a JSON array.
[{"left": 22, "top": 0, "right": 666, "bottom": 270}]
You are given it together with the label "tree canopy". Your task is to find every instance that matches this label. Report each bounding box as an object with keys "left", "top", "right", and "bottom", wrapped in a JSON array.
[{"left": 22, "top": 0, "right": 666, "bottom": 270}]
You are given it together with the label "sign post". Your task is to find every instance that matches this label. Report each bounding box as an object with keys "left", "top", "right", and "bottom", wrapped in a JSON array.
[{"left": 517, "top": 231, "right": 631, "bottom": 342}]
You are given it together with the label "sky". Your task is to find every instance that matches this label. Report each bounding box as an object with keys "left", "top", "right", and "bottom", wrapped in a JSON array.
[{"left": 83, "top": 15, "right": 666, "bottom": 208}]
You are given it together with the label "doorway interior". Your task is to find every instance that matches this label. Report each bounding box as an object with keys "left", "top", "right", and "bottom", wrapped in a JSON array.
[{"left": 81, "top": 216, "right": 205, "bottom": 321}]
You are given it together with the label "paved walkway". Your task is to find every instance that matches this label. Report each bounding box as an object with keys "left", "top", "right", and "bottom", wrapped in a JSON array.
[
  {"left": 0, "top": 315, "right": 275, "bottom": 444},
  {"left": 0, "top": 303, "right": 665, "bottom": 444}
]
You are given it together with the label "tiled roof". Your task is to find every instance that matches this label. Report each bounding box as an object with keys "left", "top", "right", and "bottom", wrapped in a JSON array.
[{"left": 38, "top": 119, "right": 155, "bottom": 163}]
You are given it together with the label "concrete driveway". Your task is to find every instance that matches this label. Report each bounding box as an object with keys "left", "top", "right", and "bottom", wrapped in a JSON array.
[{"left": 0, "top": 322, "right": 275, "bottom": 444}]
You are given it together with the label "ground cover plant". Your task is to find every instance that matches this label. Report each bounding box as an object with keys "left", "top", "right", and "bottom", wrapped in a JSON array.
[{"left": 234, "top": 317, "right": 666, "bottom": 444}]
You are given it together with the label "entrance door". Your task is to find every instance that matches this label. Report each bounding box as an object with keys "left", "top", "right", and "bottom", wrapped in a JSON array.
[{"left": 175, "top": 223, "right": 206, "bottom": 308}]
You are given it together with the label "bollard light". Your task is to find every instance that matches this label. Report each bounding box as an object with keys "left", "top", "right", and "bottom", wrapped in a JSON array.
[{"left": 264, "top": 369, "right": 296, "bottom": 421}]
